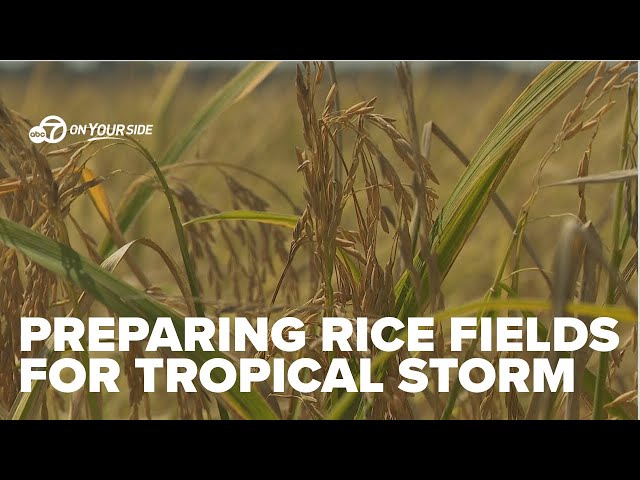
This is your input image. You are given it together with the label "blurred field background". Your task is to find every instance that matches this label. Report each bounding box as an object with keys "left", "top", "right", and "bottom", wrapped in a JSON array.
[{"left": 0, "top": 61, "right": 636, "bottom": 419}]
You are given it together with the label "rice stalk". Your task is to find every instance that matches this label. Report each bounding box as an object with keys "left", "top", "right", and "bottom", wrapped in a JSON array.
[{"left": 593, "top": 82, "right": 637, "bottom": 419}]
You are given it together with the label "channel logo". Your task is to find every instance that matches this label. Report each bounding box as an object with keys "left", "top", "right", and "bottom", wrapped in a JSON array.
[
  {"left": 29, "top": 115, "right": 68, "bottom": 144},
  {"left": 28, "top": 115, "right": 154, "bottom": 144}
]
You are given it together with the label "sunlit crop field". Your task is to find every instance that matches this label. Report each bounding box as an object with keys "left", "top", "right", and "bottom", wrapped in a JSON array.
[{"left": 0, "top": 61, "right": 636, "bottom": 420}]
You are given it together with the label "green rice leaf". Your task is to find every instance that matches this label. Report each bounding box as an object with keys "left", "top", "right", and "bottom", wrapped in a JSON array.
[
  {"left": 0, "top": 217, "right": 279, "bottom": 420},
  {"left": 394, "top": 62, "right": 598, "bottom": 320}
]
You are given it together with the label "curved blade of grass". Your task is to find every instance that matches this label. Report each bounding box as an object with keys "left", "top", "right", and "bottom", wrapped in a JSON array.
[
  {"left": 160, "top": 62, "right": 279, "bottom": 168},
  {"left": 99, "top": 62, "right": 280, "bottom": 256},
  {"left": 543, "top": 168, "right": 638, "bottom": 187},
  {"left": 152, "top": 62, "right": 190, "bottom": 123},
  {"left": 123, "top": 136, "right": 205, "bottom": 320},
  {"left": 394, "top": 61, "right": 598, "bottom": 321},
  {"left": 104, "top": 237, "right": 197, "bottom": 316},
  {"left": 430, "top": 297, "right": 636, "bottom": 324},
  {"left": 326, "top": 295, "right": 636, "bottom": 420},
  {"left": 428, "top": 122, "right": 551, "bottom": 287},
  {"left": 151, "top": 61, "right": 190, "bottom": 153},
  {"left": 0, "top": 217, "right": 279, "bottom": 420},
  {"left": 184, "top": 210, "right": 299, "bottom": 229}
]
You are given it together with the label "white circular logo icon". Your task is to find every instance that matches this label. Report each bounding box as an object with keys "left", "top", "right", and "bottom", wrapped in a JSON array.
[{"left": 29, "top": 115, "right": 67, "bottom": 144}]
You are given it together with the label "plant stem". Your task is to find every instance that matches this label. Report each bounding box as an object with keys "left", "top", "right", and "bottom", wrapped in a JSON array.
[
  {"left": 126, "top": 138, "right": 230, "bottom": 420},
  {"left": 592, "top": 84, "right": 634, "bottom": 420},
  {"left": 441, "top": 213, "right": 522, "bottom": 419},
  {"left": 127, "top": 138, "right": 205, "bottom": 317}
]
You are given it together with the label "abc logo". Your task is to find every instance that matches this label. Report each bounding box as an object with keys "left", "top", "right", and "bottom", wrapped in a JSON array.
[{"left": 29, "top": 115, "right": 67, "bottom": 144}]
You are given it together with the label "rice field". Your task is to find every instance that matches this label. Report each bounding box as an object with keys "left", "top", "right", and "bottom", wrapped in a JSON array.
[{"left": 0, "top": 60, "right": 636, "bottom": 420}]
